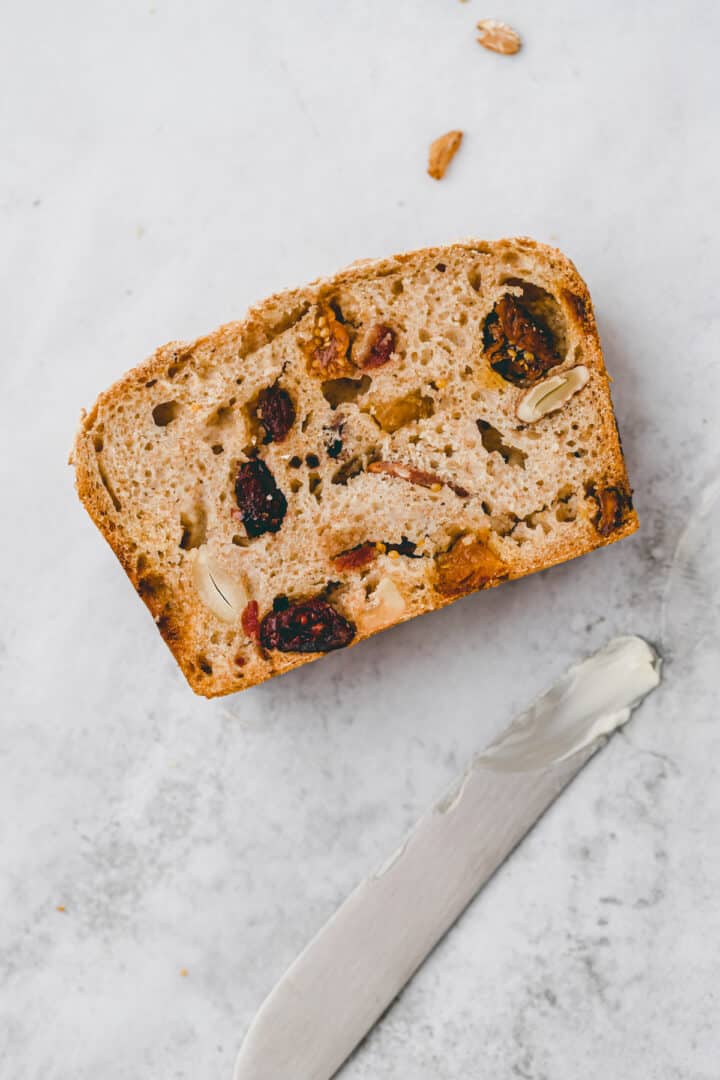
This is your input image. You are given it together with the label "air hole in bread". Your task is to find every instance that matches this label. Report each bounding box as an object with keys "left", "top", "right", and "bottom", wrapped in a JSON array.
[
  {"left": 211, "top": 444, "right": 224, "bottom": 455},
  {"left": 232, "top": 534, "right": 250, "bottom": 547},
  {"left": 179, "top": 504, "right": 207, "bottom": 550},
  {"left": 93, "top": 435, "right": 104, "bottom": 452},
  {"left": 290, "top": 478, "right": 303, "bottom": 493},
  {"left": 332, "top": 457, "right": 365, "bottom": 485},
  {"left": 152, "top": 400, "right": 182, "bottom": 427},
  {"left": 197, "top": 657, "right": 213, "bottom": 676},
  {"left": 205, "top": 402, "right": 236, "bottom": 430},
  {"left": 556, "top": 502, "right": 577, "bottom": 523},
  {"left": 476, "top": 420, "right": 527, "bottom": 469},
  {"left": 321, "top": 375, "right": 372, "bottom": 410},
  {"left": 392, "top": 279, "right": 404, "bottom": 296},
  {"left": 468, "top": 267, "right": 483, "bottom": 292}
]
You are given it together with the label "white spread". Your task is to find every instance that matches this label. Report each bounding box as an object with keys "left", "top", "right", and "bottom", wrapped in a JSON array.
[{"left": 478, "top": 636, "right": 661, "bottom": 772}]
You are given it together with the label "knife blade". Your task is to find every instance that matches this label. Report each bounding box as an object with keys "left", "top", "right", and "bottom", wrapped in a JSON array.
[{"left": 234, "top": 636, "right": 661, "bottom": 1080}]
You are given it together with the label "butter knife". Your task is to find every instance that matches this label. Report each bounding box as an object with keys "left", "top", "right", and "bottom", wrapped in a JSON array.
[{"left": 234, "top": 636, "right": 661, "bottom": 1080}]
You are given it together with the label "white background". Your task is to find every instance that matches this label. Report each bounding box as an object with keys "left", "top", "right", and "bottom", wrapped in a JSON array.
[{"left": 1, "top": 2, "right": 719, "bottom": 1077}]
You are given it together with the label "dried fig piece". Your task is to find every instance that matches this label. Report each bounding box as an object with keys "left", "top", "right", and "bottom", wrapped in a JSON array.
[
  {"left": 234, "top": 459, "right": 287, "bottom": 537},
  {"left": 435, "top": 535, "right": 507, "bottom": 597},
  {"left": 303, "top": 303, "right": 353, "bottom": 378},
  {"left": 356, "top": 324, "right": 397, "bottom": 370},
  {"left": 483, "top": 295, "right": 561, "bottom": 385},
  {"left": 256, "top": 385, "right": 295, "bottom": 443},
  {"left": 591, "top": 485, "right": 633, "bottom": 537},
  {"left": 260, "top": 597, "right": 356, "bottom": 653},
  {"left": 368, "top": 460, "right": 469, "bottom": 498},
  {"left": 332, "top": 542, "right": 378, "bottom": 572}
]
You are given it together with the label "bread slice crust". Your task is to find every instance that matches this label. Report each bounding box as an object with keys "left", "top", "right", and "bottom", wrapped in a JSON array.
[{"left": 72, "top": 238, "right": 638, "bottom": 697}]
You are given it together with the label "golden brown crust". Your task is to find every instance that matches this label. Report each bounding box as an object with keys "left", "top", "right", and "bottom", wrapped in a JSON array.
[{"left": 72, "top": 237, "right": 638, "bottom": 697}]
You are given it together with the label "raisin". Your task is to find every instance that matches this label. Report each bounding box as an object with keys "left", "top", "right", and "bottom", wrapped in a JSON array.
[
  {"left": 360, "top": 324, "right": 396, "bottom": 369},
  {"left": 483, "top": 295, "right": 560, "bottom": 385},
  {"left": 256, "top": 385, "right": 295, "bottom": 443},
  {"left": 241, "top": 600, "right": 260, "bottom": 640},
  {"left": 235, "top": 459, "right": 287, "bottom": 537},
  {"left": 592, "top": 485, "right": 632, "bottom": 537},
  {"left": 260, "top": 597, "right": 356, "bottom": 653}
]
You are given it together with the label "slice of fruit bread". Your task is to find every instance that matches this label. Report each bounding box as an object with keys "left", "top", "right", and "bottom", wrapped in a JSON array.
[{"left": 72, "top": 238, "right": 637, "bottom": 697}]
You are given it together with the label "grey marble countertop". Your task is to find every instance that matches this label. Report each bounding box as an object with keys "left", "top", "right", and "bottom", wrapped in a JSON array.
[{"left": 2, "top": 2, "right": 718, "bottom": 1077}]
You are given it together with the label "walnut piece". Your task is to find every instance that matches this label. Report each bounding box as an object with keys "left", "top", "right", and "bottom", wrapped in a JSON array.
[
  {"left": 428, "top": 130, "right": 463, "bottom": 181},
  {"left": 435, "top": 535, "right": 507, "bottom": 597},
  {"left": 303, "top": 303, "right": 353, "bottom": 378},
  {"left": 476, "top": 19, "right": 522, "bottom": 55},
  {"left": 368, "top": 460, "right": 469, "bottom": 498}
]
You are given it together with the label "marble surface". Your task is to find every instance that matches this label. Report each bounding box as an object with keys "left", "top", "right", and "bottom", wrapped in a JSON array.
[{"left": 1, "top": 2, "right": 718, "bottom": 1077}]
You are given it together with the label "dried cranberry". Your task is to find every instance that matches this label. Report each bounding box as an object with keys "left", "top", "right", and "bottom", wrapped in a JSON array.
[
  {"left": 241, "top": 600, "right": 260, "bottom": 640},
  {"left": 235, "top": 459, "right": 287, "bottom": 537},
  {"left": 256, "top": 385, "right": 295, "bottom": 443},
  {"left": 361, "top": 324, "right": 396, "bottom": 369},
  {"left": 260, "top": 597, "right": 356, "bottom": 653}
]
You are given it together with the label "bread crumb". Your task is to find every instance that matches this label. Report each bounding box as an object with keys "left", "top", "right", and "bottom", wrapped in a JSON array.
[
  {"left": 476, "top": 19, "right": 522, "bottom": 55},
  {"left": 427, "top": 130, "right": 463, "bottom": 181},
  {"left": 56, "top": 905, "right": 66, "bottom": 913},
  {"left": 180, "top": 968, "right": 189, "bottom": 977}
]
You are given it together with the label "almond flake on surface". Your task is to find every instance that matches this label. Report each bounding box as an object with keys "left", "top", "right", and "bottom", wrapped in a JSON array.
[
  {"left": 427, "top": 130, "right": 463, "bottom": 181},
  {"left": 476, "top": 19, "right": 522, "bottom": 55}
]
